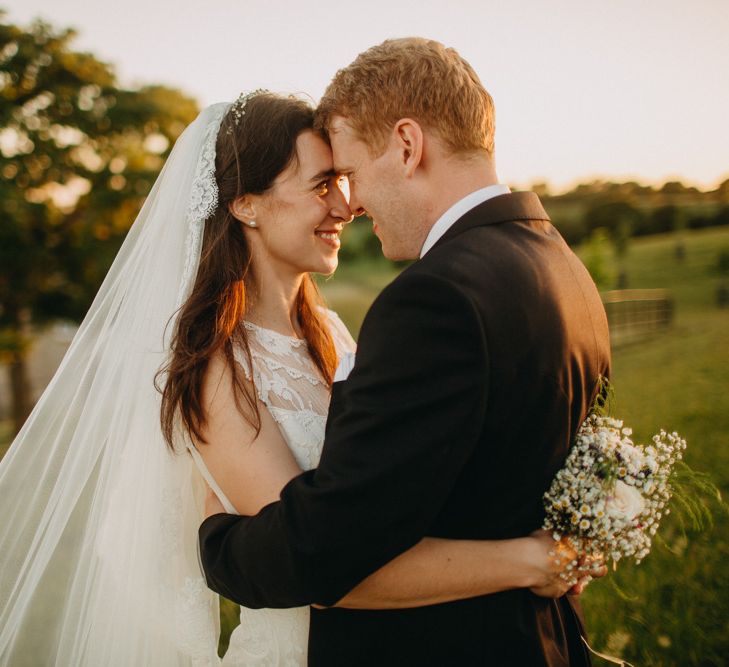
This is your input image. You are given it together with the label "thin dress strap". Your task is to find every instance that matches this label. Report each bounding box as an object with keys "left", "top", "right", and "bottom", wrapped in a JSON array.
[{"left": 187, "top": 443, "right": 238, "bottom": 515}]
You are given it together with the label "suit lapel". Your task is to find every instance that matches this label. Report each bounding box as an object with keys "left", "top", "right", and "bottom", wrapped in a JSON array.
[{"left": 431, "top": 191, "right": 551, "bottom": 252}]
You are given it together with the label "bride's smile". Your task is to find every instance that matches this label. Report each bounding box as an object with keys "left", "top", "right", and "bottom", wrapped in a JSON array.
[{"left": 314, "top": 224, "right": 344, "bottom": 249}]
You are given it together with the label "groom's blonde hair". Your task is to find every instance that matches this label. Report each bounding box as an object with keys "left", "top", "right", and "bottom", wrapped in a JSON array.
[{"left": 316, "top": 37, "right": 495, "bottom": 156}]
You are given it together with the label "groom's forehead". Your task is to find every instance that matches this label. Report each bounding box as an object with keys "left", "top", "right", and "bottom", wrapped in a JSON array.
[
  {"left": 330, "top": 148, "right": 352, "bottom": 174},
  {"left": 329, "top": 120, "right": 367, "bottom": 172}
]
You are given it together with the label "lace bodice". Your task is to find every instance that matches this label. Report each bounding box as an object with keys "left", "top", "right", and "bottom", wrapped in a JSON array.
[
  {"left": 188, "top": 309, "right": 355, "bottom": 666},
  {"left": 232, "top": 314, "right": 350, "bottom": 471}
]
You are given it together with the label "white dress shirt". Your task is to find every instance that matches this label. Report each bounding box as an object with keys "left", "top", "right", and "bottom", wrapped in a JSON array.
[{"left": 419, "top": 184, "right": 511, "bottom": 258}]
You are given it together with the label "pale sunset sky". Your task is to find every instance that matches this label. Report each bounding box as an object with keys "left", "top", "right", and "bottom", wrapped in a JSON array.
[{"left": 4, "top": 0, "right": 728, "bottom": 192}]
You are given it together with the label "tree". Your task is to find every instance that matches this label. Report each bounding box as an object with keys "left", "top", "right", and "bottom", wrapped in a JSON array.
[
  {"left": 582, "top": 200, "right": 643, "bottom": 286},
  {"left": 0, "top": 14, "right": 199, "bottom": 433},
  {"left": 580, "top": 228, "right": 615, "bottom": 291},
  {"left": 583, "top": 200, "right": 643, "bottom": 237},
  {"left": 660, "top": 181, "right": 690, "bottom": 195},
  {"left": 649, "top": 205, "right": 680, "bottom": 236},
  {"left": 716, "top": 179, "right": 729, "bottom": 203}
]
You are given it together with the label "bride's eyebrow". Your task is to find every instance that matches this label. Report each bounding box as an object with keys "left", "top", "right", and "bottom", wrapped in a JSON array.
[{"left": 308, "top": 168, "right": 337, "bottom": 183}]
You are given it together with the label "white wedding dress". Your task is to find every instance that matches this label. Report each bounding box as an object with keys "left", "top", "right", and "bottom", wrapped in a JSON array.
[{"left": 187, "top": 310, "right": 356, "bottom": 666}]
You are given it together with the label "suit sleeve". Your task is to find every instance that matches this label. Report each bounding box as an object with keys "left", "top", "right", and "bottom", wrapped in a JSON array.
[{"left": 198, "top": 272, "right": 490, "bottom": 607}]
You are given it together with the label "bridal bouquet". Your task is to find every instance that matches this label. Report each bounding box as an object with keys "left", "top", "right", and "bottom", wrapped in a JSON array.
[{"left": 543, "top": 412, "right": 687, "bottom": 581}]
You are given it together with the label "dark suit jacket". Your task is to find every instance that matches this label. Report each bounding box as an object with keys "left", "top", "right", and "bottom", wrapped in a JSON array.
[{"left": 199, "top": 192, "right": 611, "bottom": 666}]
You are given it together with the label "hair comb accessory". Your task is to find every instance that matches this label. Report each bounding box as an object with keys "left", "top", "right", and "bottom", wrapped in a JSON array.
[{"left": 226, "top": 88, "right": 269, "bottom": 133}]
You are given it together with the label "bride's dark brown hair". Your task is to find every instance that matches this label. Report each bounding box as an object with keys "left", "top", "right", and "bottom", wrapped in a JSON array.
[{"left": 158, "top": 93, "right": 338, "bottom": 449}]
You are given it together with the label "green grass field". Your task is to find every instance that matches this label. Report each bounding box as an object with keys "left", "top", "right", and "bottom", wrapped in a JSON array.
[
  {"left": 2, "top": 226, "right": 727, "bottom": 664},
  {"left": 573, "top": 230, "right": 729, "bottom": 666}
]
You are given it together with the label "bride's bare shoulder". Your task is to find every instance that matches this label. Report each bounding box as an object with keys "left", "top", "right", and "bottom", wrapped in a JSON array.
[{"left": 196, "top": 349, "right": 302, "bottom": 516}]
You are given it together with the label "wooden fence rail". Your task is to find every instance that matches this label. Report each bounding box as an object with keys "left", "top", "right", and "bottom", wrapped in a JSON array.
[{"left": 601, "top": 289, "right": 674, "bottom": 346}]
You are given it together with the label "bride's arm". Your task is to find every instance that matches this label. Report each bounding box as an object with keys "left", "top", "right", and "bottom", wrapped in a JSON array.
[
  {"left": 327, "top": 533, "right": 581, "bottom": 609},
  {"left": 194, "top": 353, "right": 303, "bottom": 517},
  {"left": 199, "top": 355, "right": 593, "bottom": 610}
]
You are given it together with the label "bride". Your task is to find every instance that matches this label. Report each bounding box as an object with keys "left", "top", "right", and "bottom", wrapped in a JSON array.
[{"left": 0, "top": 92, "right": 595, "bottom": 666}]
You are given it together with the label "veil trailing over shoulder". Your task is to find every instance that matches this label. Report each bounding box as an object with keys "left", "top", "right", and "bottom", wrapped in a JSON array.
[{"left": 0, "top": 103, "right": 231, "bottom": 666}]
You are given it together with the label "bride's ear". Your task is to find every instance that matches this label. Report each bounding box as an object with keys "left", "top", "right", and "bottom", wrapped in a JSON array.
[
  {"left": 393, "top": 118, "right": 424, "bottom": 178},
  {"left": 229, "top": 195, "right": 257, "bottom": 227}
]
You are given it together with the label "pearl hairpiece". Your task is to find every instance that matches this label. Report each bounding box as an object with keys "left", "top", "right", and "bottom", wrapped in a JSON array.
[{"left": 226, "top": 89, "right": 269, "bottom": 134}]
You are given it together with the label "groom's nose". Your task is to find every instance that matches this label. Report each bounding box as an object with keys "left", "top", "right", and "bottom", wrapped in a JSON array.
[
  {"left": 327, "top": 181, "right": 353, "bottom": 223},
  {"left": 347, "top": 188, "right": 366, "bottom": 218}
]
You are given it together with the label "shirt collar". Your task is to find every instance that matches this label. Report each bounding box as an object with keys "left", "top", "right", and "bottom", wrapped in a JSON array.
[{"left": 419, "top": 184, "right": 511, "bottom": 258}]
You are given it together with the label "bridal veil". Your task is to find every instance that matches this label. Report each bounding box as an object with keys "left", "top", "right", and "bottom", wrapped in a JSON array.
[{"left": 0, "top": 103, "right": 231, "bottom": 666}]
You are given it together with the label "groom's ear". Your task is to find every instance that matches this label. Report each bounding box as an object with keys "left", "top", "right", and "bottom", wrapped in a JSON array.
[{"left": 393, "top": 118, "right": 423, "bottom": 178}]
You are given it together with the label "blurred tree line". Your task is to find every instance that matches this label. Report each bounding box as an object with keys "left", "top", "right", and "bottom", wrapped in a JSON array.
[
  {"left": 342, "top": 179, "right": 729, "bottom": 290},
  {"left": 540, "top": 180, "right": 729, "bottom": 290},
  {"left": 344, "top": 179, "right": 729, "bottom": 267},
  {"left": 541, "top": 179, "right": 729, "bottom": 247},
  {"left": 0, "top": 12, "right": 198, "bottom": 433}
]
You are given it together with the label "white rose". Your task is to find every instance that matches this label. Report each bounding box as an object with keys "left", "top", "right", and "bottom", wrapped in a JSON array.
[{"left": 606, "top": 480, "right": 645, "bottom": 521}]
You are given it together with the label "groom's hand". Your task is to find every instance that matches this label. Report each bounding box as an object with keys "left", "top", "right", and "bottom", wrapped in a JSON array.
[
  {"left": 527, "top": 530, "right": 607, "bottom": 598},
  {"left": 567, "top": 552, "right": 608, "bottom": 596},
  {"left": 526, "top": 531, "right": 577, "bottom": 598},
  {"left": 204, "top": 483, "right": 226, "bottom": 519}
]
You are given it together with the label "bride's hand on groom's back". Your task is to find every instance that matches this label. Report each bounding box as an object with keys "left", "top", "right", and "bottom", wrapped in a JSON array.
[{"left": 526, "top": 530, "right": 607, "bottom": 598}]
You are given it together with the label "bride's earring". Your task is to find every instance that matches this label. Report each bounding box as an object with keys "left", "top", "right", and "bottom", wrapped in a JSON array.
[{"left": 246, "top": 220, "right": 257, "bottom": 228}]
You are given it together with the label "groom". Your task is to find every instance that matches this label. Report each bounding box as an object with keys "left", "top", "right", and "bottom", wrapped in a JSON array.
[{"left": 200, "top": 38, "right": 610, "bottom": 666}]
